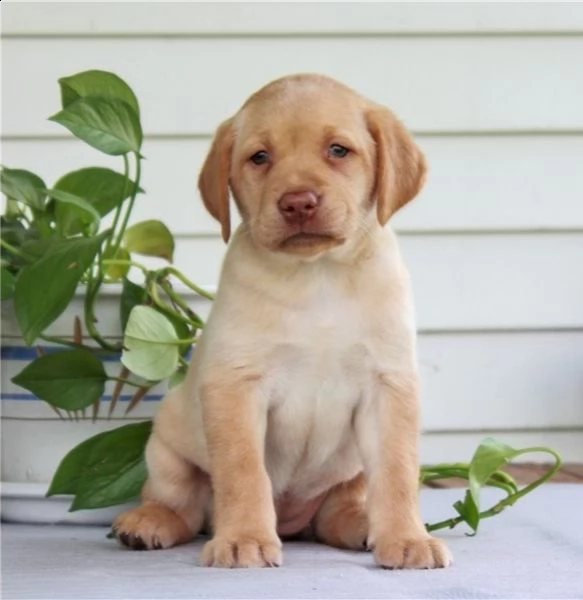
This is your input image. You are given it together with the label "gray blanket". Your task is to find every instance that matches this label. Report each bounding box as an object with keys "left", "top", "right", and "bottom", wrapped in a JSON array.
[{"left": 2, "top": 485, "right": 582, "bottom": 599}]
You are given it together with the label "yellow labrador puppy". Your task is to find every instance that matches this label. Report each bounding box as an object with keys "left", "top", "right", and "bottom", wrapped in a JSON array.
[{"left": 113, "top": 74, "right": 451, "bottom": 570}]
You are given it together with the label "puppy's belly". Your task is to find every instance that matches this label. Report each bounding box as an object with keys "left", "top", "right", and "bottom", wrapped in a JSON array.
[
  {"left": 275, "top": 493, "right": 328, "bottom": 536},
  {"left": 263, "top": 344, "right": 370, "bottom": 504}
]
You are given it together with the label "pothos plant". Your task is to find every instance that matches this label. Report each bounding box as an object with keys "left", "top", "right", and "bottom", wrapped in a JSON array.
[{"left": 1, "top": 70, "right": 561, "bottom": 535}]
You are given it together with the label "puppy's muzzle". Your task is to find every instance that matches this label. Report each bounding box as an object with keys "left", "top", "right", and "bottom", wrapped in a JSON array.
[{"left": 278, "top": 190, "right": 320, "bottom": 225}]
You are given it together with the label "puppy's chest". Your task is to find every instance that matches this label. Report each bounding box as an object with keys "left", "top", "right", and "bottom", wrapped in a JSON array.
[
  {"left": 261, "top": 295, "right": 375, "bottom": 493},
  {"left": 268, "top": 293, "right": 375, "bottom": 394}
]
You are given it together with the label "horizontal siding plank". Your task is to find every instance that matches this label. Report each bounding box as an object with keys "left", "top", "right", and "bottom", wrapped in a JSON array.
[
  {"left": 2, "top": 422, "right": 580, "bottom": 484},
  {"left": 3, "top": 328, "right": 581, "bottom": 430},
  {"left": 4, "top": 135, "right": 583, "bottom": 234},
  {"left": 166, "top": 233, "right": 583, "bottom": 330},
  {"left": 3, "top": 37, "right": 583, "bottom": 136},
  {"left": 401, "top": 233, "right": 583, "bottom": 331},
  {"left": 4, "top": 3, "right": 583, "bottom": 36},
  {"left": 419, "top": 331, "right": 583, "bottom": 430},
  {"left": 421, "top": 431, "right": 583, "bottom": 465},
  {"left": 1, "top": 231, "right": 580, "bottom": 331}
]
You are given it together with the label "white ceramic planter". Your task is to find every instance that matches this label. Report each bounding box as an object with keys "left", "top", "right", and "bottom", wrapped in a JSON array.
[{"left": 1, "top": 288, "right": 199, "bottom": 525}]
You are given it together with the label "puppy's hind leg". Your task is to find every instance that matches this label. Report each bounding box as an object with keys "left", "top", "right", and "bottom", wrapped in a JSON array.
[
  {"left": 313, "top": 472, "right": 368, "bottom": 550},
  {"left": 112, "top": 433, "right": 209, "bottom": 550}
]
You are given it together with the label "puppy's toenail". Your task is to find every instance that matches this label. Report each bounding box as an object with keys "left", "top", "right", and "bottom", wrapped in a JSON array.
[{"left": 130, "top": 535, "right": 147, "bottom": 550}]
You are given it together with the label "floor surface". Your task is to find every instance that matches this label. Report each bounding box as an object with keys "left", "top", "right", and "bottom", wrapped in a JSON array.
[{"left": 2, "top": 485, "right": 583, "bottom": 599}]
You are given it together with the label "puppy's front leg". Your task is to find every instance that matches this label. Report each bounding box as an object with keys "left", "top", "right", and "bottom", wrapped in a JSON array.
[
  {"left": 201, "top": 376, "right": 282, "bottom": 568},
  {"left": 357, "top": 373, "right": 451, "bottom": 569}
]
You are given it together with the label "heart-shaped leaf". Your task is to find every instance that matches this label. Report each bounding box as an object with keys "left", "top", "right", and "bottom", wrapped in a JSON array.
[
  {"left": 102, "top": 246, "right": 130, "bottom": 282},
  {"left": 12, "top": 349, "right": 107, "bottom": 410},
  {"left": 47, "top": 428, "right": 114, "bottom": 496},
  {"left": 14, "top": 231, "right": 109, "bottom": 345},
  {"left": 48, "top": 421, "right": 152, "bottom": 512},
  {"left": 120, "top": 277, "right": 148, "bottom": 330},
  {"left": 50, "top": 97, "right": 142, "bottom": 156},
  {"left": 453, "top": 490, "right": 480, "bottom": 534},
  {"left": 1, "top": 167, "right": 47, "bottom": 211},
  {"left": 58, "top": 70, "right": 140, "bottom": 117},
  {"left": 122, "top": 305, "right": 180, "bottom": 380},
  {"left": 468, "top": 437, "right": 520, "bottom": 513},
  {"left": 44, "top": 188, "right": 101, "bottom": 235},
  {"left": 52, "top": 167, "right": 142, "bottom": 235},
  {"left": 124, "top": 220, "right": 174, "bottom": 262}
]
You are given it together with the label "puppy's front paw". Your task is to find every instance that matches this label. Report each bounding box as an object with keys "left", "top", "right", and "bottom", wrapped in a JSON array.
[
  {"left": 112, "top": 504, "right": 192, "bottom": 550},
  {"left": 371, "top": 535, "right": 451, "bottom": 569},
  {"left": 202, "top": 534, "right": 282, "bottom": 568}
]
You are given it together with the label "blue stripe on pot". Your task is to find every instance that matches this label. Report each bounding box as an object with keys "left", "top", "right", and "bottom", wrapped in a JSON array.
[
  {"left": 1, "top": 346, "right": 194, "bottom": 362},
  {"left": 0, "top": 392, "right": 164, "bottom": 402}
]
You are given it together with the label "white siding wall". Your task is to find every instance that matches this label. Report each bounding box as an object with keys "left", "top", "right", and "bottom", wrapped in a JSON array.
[{"left": 3, "top": 3, "right": 583, "bottom": 462}]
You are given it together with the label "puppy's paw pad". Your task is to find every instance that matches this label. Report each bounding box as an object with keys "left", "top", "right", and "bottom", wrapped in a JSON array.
[
  {"left": 373, "top": 536, "right": 451, "bottom": 570},
  {"left": 202, "top": 536, "right": 282, "bottom": 568},
  {"left": 112, "top": 505, "right": 191, "bottom": 551}
]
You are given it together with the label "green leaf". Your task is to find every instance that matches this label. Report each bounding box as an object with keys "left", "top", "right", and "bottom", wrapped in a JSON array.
[
  {"left": 453, "top": 490, "right": 480, "bottom": 534},
  {"left": 1, "top": 267, "right": 16, "bottom": 299},
  {"left": 0, "top": 218, "right": 42, "bottom": 269},
  {"left": 14, "top": 231, "right": 109, "bottom": 345},
  {"left": 47, "top": 429, "right": 113, "bottom": 496},
  {"left": 58, "top": 70, "right": 140, "bottom": 117},
  {"left": 168, "top": 367, "right": 186, "bottom": 389},
  {"left": 120, "top": 277, "right": 148, "bottom": 330},
  {"left": 49, "top": 97, "right": 142, "bottom": 156},
  {"left": 1, "top": 167, "right": 47, "bottom": 211},
  {"left": 11, "top": 349, "right": 107, "bottom": 410},
  {"left": 53, "top": 168, "right": 143, "bottom": 235},
  {"left": 468, "top": 437, "right": 520, "bottom": 513},
  {"left": 124, "top": 220, "right": 174, "bottom": 262},
  {"left": 44, "top": 188, "right": 101, "bottom": 235},
  {"left": 155, "top": 307, "right": 194, "bottom": 357},
  {"left": 122, "top": 305, "right": 180, "bottom": 380},
  {"left": 48, "top": 421, "right": 152, "bottom": 511},
  {"left": 20, "top": 237, "right": 60, "bottom": 262},
  {"left": 1, "top": 217, "right": 28, "bottom": 246},
  {"left": 102, "top": 246, "right": 130, "bottom": 282}
]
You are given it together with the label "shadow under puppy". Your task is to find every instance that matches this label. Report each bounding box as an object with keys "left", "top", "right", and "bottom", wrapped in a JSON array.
[{"left": 112, "top": 74, "right": 452, "bottom": 570}]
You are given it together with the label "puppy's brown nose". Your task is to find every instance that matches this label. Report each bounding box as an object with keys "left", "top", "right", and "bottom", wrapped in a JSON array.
[{"left": 278, "top": 191, "right": 320, "bottom": 224}]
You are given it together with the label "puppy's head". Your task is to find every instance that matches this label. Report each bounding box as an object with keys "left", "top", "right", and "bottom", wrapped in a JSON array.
[{"left": 198, "top": 74, "right": 426, "bottom": 257}]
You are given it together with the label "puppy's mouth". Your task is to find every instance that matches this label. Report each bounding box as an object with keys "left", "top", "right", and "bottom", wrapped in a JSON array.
[{"left": 279, "top": 232, "right": 344, "bottom": 252}]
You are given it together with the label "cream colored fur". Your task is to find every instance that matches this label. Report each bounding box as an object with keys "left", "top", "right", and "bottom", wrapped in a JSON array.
[{"left": 113, "top": 74, "right": 451, "bottom": 570}]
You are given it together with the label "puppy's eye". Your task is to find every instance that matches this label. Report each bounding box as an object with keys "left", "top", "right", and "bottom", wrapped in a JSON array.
[
  {"left": 328, "top": 144, "right": 350, "bottom": 159},
  {"left": 250, "top": 151, "right": 270, "bottom": 165}
]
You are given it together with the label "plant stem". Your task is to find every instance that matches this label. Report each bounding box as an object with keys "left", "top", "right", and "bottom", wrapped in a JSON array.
[
  {"left": 110, "top": 152, "right": 141, "bottom": 260},
  {"left": 425, "top": 447, "right": 562, "bottom": 533},
  {"left": 107, "top": 376, "right": 143, "bottom": 388},
  {"left": 104, "top": 154, "right": 131, "bottom": 257},
  {"left": 102, "top": 258, "right": 149, "bottom": 274},
  {"left": 156, "top": 281, "right": 203, "bottom": 328},
  {"left": 496, "top": 446, "right": 562, "bottom": 505},
  {"left": 148, "top": 284, "right": 196, "bottom": 328},
  {"left": 125, "top": 335, "right": 199, "bottom": 346},
  {"left": 83, "top": 273, "right": 120, "bottom": 352},
  {"left": 0, "top": 239, "right": 35, "bottom": 261},
  {"left": 84, "top": 151, "right": 141, "bottom": 349},
  {"left": 162, "top": 266, "right": 214, "bottom": 301},
  {"left": 38, "top": 334, "right": 94, "bottom": 351}
]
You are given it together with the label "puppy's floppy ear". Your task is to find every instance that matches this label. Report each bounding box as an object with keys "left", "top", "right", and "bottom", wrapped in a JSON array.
[
  {"left": 198, "top": 118, "right": 234, "bottom": 243},
  {"left": 366, "top": 107, "right": 427, "bottom": 225}
]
